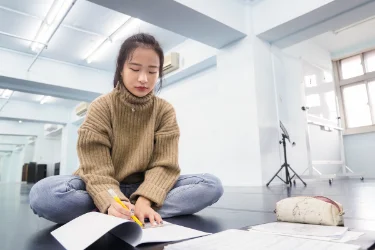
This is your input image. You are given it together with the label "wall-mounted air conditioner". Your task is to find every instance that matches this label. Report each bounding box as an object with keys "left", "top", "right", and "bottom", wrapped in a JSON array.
[
  {"left": 163, "top": 52, "right": 179, "bottom": 75},
  {"left": 75, "top": 102, "right": 89, "bottom": 117}
]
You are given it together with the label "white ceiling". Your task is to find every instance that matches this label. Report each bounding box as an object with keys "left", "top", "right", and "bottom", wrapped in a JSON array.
[
  {"left": 0, "top": 0, "right": 187, "bottom": 72},
  {"left": 0, "top": 0, "right": 187, "bottom": 106},
  {"left": 310, "top": 16, "right": 375, "bottom": 54}
]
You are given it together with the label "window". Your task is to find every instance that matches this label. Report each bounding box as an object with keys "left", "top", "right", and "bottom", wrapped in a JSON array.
[
  {"left": 335, "top": 48, "right": 375, "bottom": 130},
  {"left": 365, "top": 50, "right": 375, "bottom": 73},
  {"left": 367, "top": 80, "right": 375, "bottom": 119},
  {"left": 340, "top": 55, "right": 364, "bottom": 79},
  {"left": 342, "top": 83, "right": 372, "bottom": 128}
]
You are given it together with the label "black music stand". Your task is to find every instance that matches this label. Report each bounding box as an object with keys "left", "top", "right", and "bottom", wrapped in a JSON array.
[{"left": 266, "top": 121, "right": 306, "bottom": 187}]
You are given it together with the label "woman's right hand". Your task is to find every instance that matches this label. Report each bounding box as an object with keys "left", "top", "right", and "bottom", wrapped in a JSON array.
[{"left": 108, "top": 200, "right": 135, "bottom": 220}]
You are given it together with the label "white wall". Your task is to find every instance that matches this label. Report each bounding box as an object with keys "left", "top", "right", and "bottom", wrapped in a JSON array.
[
  {"left": 8, "top": 149, "right": 25, "bottom": 182},
  {"left": 23, "top": 142, "right": 35, "bottom": 164},
  {"left": 52, "top": 137, "right": 62, "bottom": 164},
  {"left": 60, "top": 123, "right": 79, "bottom": 175},
  {"left": 33, "top": 136, "right": 62, "bottom": 177},
  {"left": 0, "top": 150, "right": 25, "bottom": 183},
  {"left": 0, "top": 156, "right": 10, "bottom": 182},
  {"left": 49, "top": 137, "right": 62, "bottom": 176},
  {"left": 160, "top": 35, "right": 266, "bottom": 186},
  {"left": 344, "top": 132, "right": 375, "bottom": 178},
  {"left": 253, "top": 38, "right": 282, "bottom": 184}
]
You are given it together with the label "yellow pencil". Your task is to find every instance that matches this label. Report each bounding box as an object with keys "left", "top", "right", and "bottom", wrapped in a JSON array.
[{"left": 108, "top": 189, "right": 144, "bottom": 228}]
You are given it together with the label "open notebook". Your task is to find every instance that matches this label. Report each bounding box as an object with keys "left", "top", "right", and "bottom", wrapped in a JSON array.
[{"left": 51, "top": 212, "right": 210, "bottom": 250}]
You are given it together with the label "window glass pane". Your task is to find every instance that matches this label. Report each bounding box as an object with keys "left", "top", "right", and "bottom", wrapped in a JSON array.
[
  {"left": 304, "top": 75, "right": 317, "bottom": 88},
  {"left": 342, "top": 83, "right": 372, "bottom": 128},
  {"left": 367, "top": 80, "right": 375, "bottom": 122},
  {"left": 364, "top": 50, "right": 375, "bottom": 73},
  {"left": 341, "top": 55, "right": 364, "bottom": 79}
]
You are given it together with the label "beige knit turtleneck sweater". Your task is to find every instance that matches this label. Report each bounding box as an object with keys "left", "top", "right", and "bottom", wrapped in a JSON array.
[{"left": 74, "top": 84, "right": 180, "bottom": 213}]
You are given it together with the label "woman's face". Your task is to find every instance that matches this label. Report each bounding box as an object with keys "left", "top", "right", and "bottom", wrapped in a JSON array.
[{"left": 121, "top": 47, "right": 160, "bottom": 97}]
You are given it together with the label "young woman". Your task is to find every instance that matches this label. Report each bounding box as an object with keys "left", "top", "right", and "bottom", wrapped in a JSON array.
[{"left": 29, "top": 33, "right": 223, "bottom": 225}]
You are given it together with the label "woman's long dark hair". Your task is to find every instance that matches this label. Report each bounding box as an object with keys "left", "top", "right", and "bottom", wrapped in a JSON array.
[{"left": 113, "top": 33, "right": 164, "bottom": 93}]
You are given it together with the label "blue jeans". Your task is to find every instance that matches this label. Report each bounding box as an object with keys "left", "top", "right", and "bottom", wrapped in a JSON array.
[{"left": 29, "top": 173, "right": 224, "bottom": 224}]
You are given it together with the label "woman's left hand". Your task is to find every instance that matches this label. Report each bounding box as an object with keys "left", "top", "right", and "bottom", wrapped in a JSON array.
[{"left": 135, "top": 196, "right": 163, "bottom": 226}]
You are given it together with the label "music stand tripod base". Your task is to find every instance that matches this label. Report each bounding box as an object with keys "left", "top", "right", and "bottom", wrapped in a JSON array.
[
  {"left": 266, "top": 162, "right": 307, "bottom": 187},
  {"left": 267, "top": 122, "right": 306, "bottom": 187}
]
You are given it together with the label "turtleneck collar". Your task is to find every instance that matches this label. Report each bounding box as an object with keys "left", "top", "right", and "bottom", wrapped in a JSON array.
[{"left": 114, "top": 83, "right": 154, "bottom": 110}]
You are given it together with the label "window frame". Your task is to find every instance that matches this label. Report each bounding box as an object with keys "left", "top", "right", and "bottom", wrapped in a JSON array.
[{"left": 333, "top": 48, "right": 375, "bottom": 135}]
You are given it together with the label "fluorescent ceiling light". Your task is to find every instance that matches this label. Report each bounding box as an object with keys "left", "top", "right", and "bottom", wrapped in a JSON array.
[
  {"left": 0, "top": 89, "right": 13, "bottom": 99},
  {"left": 18, "top": 120, "right": 23, "bottom": 124},
  {"left": 31, "top": 0, "right": 74, "bottom": 52},
  {"left": 85, "top": 18, "right": 140, "bottom": 64},
  {"left": 111, "top": 18, "right": 140, "bottom": 42},
  {"left": 86, "top": 39, "right": 112, "bottom": 64},
  {"left": 40, "top": 95, "right": 52, "bottom": 104}
]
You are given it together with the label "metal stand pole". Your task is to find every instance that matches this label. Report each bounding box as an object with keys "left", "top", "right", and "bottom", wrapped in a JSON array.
[{"left": 267, "top": 135, "right": 307, "bottom": 187}]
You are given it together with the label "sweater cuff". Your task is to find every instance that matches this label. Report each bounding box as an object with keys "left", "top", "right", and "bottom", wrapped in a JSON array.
[
  {"left": 93, "top": 185, "right": 128, "bottom": 213},
  {"left": 130, "top": 182, "right": 167, "bottom": 208}
]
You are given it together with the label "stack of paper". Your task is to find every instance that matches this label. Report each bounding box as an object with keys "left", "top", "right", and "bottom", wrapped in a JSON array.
[
  {"left": 250, "top": 222, "right": 363, "bottom": 243},
  {"left": 164, "top": 230, "right": 361, "bottom": 250}
]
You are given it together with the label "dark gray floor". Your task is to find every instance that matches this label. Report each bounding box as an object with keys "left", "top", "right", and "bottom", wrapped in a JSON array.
[{"left": 1, "top": 178, "right": 375, "bottom": 249}]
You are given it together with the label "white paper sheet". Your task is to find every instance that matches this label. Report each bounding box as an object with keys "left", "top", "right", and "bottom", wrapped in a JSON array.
[
  {"left": 251, "top": 222, "right": 349, "bottom": 238},
  {"left": 248, "top": 229, "right": 364, "bottom": 243},
  {"left": 51, "top": 212, "right": 210, "bottom": 250},
  {"left": 139, "top": 222, "right": 210, "bottom": 244},
  {"left": 51, "top": 212, "right": 141, "bottom": 250},
  {"left": 164, "top": 230, "right": 361, "bottom": 250}
]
